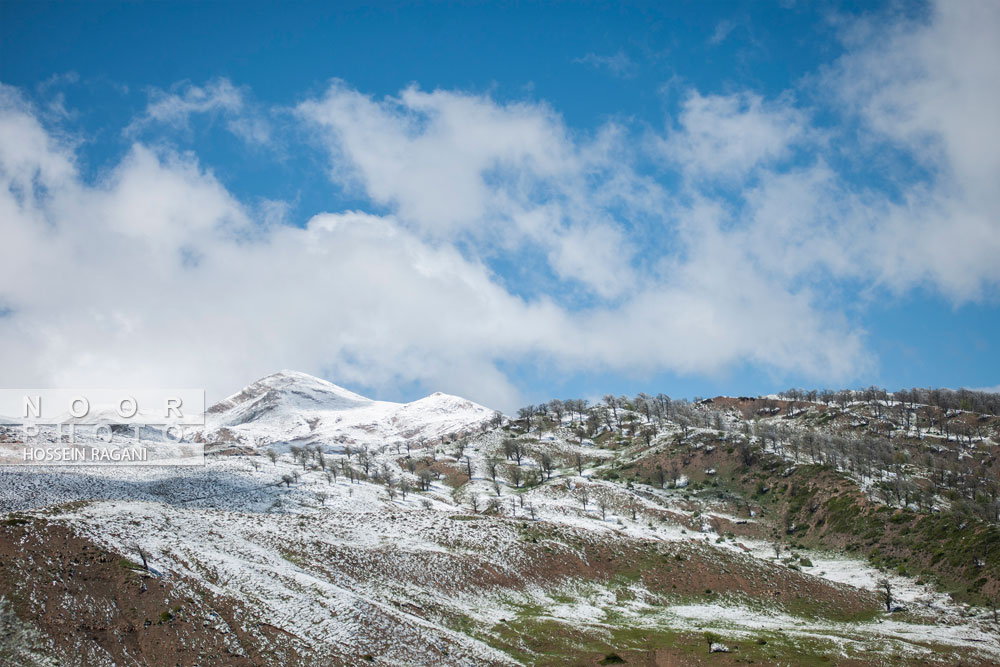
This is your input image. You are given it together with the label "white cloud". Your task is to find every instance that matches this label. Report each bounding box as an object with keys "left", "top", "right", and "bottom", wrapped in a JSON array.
[
  {"left": 0, "top": 84, "right": 75, "bottom": 194},
  {"left": 0, "top": 83, "right": 867, "bottom": 411},
  {"left": 826, "top": 0, "right": 1000, "bottom": 302},
  {"left": 4, "top": 1, "right": 996, "bottom": 410},
  {"left": 659, "top": 0, "right": 1000, "bottom": 302},
  {"left": 708, "top": 19, "right": 737, "bottom": 46},
  {"left": 659, "top": 90, "right": 808, "bottom": 181},
  {"left": 574, "top": 50, "right": 638, "bottom": 78},
  {"left": 128, "top": 78, "right": 271, "bottom": 145},
  {"left": 298, "top": 82, "right": 641, "bottom": 298},
  {"left": 298, "top": 82, "right": 573, "bottom": 232}
]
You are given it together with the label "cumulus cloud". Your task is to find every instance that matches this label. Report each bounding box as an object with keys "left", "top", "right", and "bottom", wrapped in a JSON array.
[
  {"left": 659, "top": 90, "right": 808, "bottom": 182},
  {"left": 2, "top": 0, "right": 996, "bottom": 410},
  {"left": 826, "top": 0, "right": 1000, "bottom": 300},
  {"left": 0, "top": 81, "right": 867, "bottom": 411},
  {"left": 298, "top": 82, "right": 572, "bottom": 233},
  {"left": 658, "top": 0, "right": 1000, "bottom": 302},
  {"left": 298, "top": 82, "right": 643, "bottom": 298}
]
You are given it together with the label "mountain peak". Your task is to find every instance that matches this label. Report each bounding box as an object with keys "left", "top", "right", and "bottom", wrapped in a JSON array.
[
  {"left": 248, "top": 370, "right": 371, "bottom": 403},
  {"left": 204, "top": 371, "right": 494, "bottom": 448},
  {"left": 208, "top": 370, "right": 373, "bottom": 423}
]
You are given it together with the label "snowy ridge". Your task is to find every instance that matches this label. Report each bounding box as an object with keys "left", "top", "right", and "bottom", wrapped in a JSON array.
[{"left": 201, "top": 370, "right": 495, "bottom": 450}]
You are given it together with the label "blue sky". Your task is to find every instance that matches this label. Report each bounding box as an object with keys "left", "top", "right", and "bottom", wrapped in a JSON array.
[{"left": 1, "top": 1, "right": 998, "bottom": 410}]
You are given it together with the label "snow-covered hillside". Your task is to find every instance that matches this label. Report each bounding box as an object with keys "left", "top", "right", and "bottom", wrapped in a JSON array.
[
  {"left": 200, "top": 370, "right": 496, "bottom": 450},
  {"left": 3, "top": 386, "right": 1000, "bottom": 665}
]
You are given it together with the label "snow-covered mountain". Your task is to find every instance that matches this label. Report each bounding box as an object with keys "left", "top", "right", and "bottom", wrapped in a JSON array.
[{"left": 201, "top": 370, "right": 495, "bottom": 450}]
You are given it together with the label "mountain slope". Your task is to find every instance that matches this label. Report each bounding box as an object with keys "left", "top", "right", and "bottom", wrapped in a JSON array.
[{"left": 3, "top": 385, "right": 999, "bottom": 665}]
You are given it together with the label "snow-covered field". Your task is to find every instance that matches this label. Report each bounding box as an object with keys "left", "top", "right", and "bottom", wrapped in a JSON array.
[{"left": 2, "top": 372, "right": 998, "bottom": 664}]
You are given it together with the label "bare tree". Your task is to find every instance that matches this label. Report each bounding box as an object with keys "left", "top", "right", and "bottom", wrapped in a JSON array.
[
  {"left": 486, "top": 456, "right": 500, "bottom": 482},
  {"left": 502, "top": 438, "right": 515, "bottom": 461},
  {"left": 597, "top": 496, "right": 609, "bottom": 520},
  {"left": 654, "top": 464, "right": 666, "bottom": 489},
  {"left": 358, "top": 451, "right": 372, "bottom": 475},
  {"left": 136, "top": 546, "right": 149, "bottom": 571},
  {"left": 289, "top": 445, "right": 308, "bottom": 469},
  {"left": 539, "top": 452, "right": 555, "bottom": 480},
  {"left": 878, "top": 578, "right": 894, "bottom": 612},
  {"left": 676, "top": 415, "right": 690, "bottom": 439},
  {"left": 603, "top": 394, "right": 622, "bottom": 430},
  {"left": 510, "top": 440, "right": 524, "bottom": 466},
  {"left": 517, "top": 404, "right": 537, "bottom": 432}
]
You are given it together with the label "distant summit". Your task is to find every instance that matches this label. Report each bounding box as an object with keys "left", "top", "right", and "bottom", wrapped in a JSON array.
[{"left": 202, "top": 370, "right": 495, "bottom": 450}]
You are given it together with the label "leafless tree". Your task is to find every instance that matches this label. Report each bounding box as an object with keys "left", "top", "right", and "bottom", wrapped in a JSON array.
[
  {"left": 510, "top": 440, "right": 524, "bottom": 466},
  {"left": 878, "top": 578, "right": 894, "bottom": 612},
  {"left": 539, "top": 452, "right": 555, "bottom": 480},
  {"left": 486, "top": 456, "right": 500, "bottom": 482},
  {"left": 597, "top": 496, "right": 609, "bottom": 520}
]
